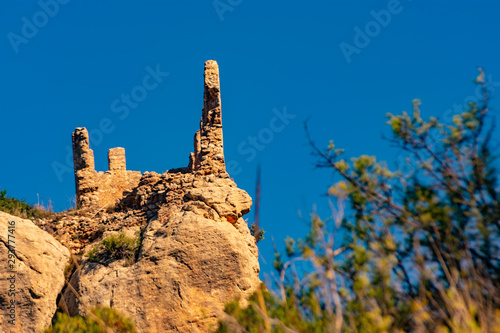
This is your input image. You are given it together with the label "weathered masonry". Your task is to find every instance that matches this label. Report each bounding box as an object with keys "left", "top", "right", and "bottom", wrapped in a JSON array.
[{"left": 73, "top": 60, "right": 228, "bottom": 209}]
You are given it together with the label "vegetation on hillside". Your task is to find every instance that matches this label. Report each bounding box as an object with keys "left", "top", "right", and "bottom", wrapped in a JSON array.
[
  {"left": 216, "top": 71, "right": 500, "bottom": 332},
  {"left": 42, "top": 306, "right": 136, "bottom": 333},
  {"left": 86, "top": 232, "right": 142, "bottom": 266},
  {"left": 0, "top": 189, "right": 55, "bottom": 219}
]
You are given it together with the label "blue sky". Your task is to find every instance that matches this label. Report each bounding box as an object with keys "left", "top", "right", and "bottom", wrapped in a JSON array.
[{"left": 1, "top": 0, "right": 500, "bottom": 278}]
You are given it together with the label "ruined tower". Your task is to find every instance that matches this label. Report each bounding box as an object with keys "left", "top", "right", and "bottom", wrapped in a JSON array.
[
  {"left": 72, "top": 127, "right": 97, "bottom": 207},
  {"left": 73, "top": 60, "right": 229, "bottom": 209},
  {"left": 190, "top": 60, "right": 227, "bottom": 176}
]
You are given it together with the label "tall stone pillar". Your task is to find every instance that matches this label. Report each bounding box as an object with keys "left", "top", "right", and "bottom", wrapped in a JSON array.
[
  {"left": 73, "top": 128, "right": 95, "bottom": 172},
  {"left": 193, "top": 60, "right": 226, "bottom": 175},
  {"left": 72, "top": 127, "right": 96, "bottom": 208}
]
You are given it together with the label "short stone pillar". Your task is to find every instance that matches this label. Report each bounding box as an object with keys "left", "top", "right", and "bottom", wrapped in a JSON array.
[{"left": 108, "top": 147, "right": 126, "bottom": 171}]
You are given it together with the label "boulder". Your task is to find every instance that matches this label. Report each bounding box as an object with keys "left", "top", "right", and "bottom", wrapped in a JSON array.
[
  {"left": 184, "top": 186, "right": 252, "bottom": 222},
  {"left": 63, "top": 207, "right": 260, "bottom": 332},
  {"left": 0, "top": 212, "right": 70, "bottom": 333}
]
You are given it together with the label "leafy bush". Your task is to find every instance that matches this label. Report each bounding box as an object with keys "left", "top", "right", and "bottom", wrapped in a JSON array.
[
  {"left": 86, "top": 232, "right": 141, "bottom": 266},
  {"left": 42, "top": 306, "right": 135, "bottom": 333},
  {"left": 250, "top": 223, "right": 265, "bottom": 243},
  {"left": 216, "top": 72, "right": 500, "bottom": 332}
]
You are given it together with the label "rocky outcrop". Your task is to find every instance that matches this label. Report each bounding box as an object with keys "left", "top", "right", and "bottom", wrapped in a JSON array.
[
  {"left": 63, "top": 207, "right": 259, "bottom": 332},
  {"left": 50, "top": 60, "right": 261, "bottom": 332},
  {"left": 59, "top": 171, "right": 259, "bottom": 332},
  {"left": 0, "top": 60, "right": 260, "bottom": 332},
  {"left": 0, "top": 212, "right": 70, "bottom": 333}
]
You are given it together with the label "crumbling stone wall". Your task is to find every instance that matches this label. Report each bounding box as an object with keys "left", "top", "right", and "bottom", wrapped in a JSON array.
[
  {"left": 72, "top": 128, "right": 142, "bottom": 209},
  {"left": 74, "top": 60, "right": 229, "bottom": 210}
]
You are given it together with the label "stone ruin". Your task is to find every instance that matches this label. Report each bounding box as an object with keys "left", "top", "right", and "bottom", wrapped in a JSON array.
[
  {"left": 73, "top": 60, "right": 228, "bottom": 210},
  {"left": 3, "top": 60, "right": 259, "bottom": 333}
]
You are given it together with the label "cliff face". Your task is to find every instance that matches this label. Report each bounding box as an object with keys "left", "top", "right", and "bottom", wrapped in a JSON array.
[
  {"left": 0, "top": 60, "right": 260, "bottom": 332},
  {"left": 64, "top": 191, "right": 259, "bottom": 332},
  {"left": 62, "top": 171, "right": 259, "bottom": 332}
]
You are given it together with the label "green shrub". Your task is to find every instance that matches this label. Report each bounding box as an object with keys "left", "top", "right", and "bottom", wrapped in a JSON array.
[
  {"left": 42, "top": 306, "right": 135, "bottom": 333},
  {"left": 250, "top": 223, "right": 265, "bottom": 243},
  {"left": 0, "top": 189, "right": 55, "bottom": 219},
  {"left": 0, "top": 189, "right": 35, "bottom": 218},
  {"left": 86, "top": 232, "right": 140, "bottom": 266}
]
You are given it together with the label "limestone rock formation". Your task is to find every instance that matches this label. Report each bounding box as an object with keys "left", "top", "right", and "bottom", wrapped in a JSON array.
[
  {"left": 0, "top": 60, "right": 259, "bottom": 332},
  {"left": 0, "top": 212, "right": 70, "bottom": 333},
  {"left": 63, "top": 208, "right": 259, "bottom": 332},
  {"left": 52, "top": 60, "right": 261, "bottom": 332}
]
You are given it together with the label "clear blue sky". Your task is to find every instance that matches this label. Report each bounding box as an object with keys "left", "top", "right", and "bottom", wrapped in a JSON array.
[{"left": 1, "top": 0, "right": 500, "bottom": 278}]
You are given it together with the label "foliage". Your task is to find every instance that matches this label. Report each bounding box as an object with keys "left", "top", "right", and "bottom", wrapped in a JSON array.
[
  {"left": 0, "top": 189, "right": 32, "bottom": 217},
  {"left": 86, "top": 232, "right": 141, "bottom": 266},
  {"left": 216, "top": 71, "right": 500, "bottom": 332},
  {"left": 41, "top": 306, "right": 135, "bottom": 333},
  {"left": 0, "top": 189, "right": 54, "bottom": 219},
  {"left": 216, "top": 282, "right": 342, "bottom": 333},
  {"left": 251, "top": 223, "right": 265, "bottom": 243}
]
